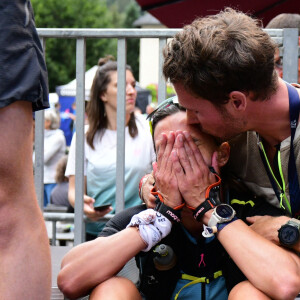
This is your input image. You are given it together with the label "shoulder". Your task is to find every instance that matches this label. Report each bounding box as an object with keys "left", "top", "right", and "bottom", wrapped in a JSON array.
[
  {"left": 84, "top": 124, "right": 89, "bottom": 133},
  {"left": 135, "top": 114, "right": 151, "bottom": 131},
  {"left": 57, "top": 129, "right": 66, "bottom": 140},
  {"left": 98, "top": 204, "right": 146, "bottom": 237}
]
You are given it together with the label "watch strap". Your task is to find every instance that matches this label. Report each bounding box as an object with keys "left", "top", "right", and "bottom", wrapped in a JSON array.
[
  {"left": 154, "top": 197, "right": 181, "bottom": 223},
  {"left": 202, "top": 217, "right": 238, "bottom": 238},
  {"left": 290, "top": 218, "right": 300, "bottom": 227},
  {"left": 193, "top": 198, "right": 217, "bottom": 221},
  {"left": 191, "top": 167, "right": 222, "bottom": 221},
  {"left": 216, "top": 216, "right": 238, "bottom": 232}
]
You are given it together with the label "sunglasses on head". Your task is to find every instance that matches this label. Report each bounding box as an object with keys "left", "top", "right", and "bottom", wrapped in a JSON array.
[
  {"left": 146, "top": 96, "right": 179, "bottom": 121},
  {"left": 146, "top": 96, "right": 179, "bottom": 135}
]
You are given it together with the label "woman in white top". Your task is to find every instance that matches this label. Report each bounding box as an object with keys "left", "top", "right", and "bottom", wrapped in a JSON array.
[{"left": 66, "top": 56, "right": 155, "bottom": 240}]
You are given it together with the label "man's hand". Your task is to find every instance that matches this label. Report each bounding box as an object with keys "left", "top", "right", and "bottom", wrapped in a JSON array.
[
  {"left": 246, "top": 215, "right": 290, "bottom": 245},
  {"left": 154, "top": 131, "right": 183, "bottom": 208},
  {"left": 83, "top": 195, "right": 112, "bottom": 221},
  {"left": 172, "top": 131, "right": 218, "bottom": 209}
]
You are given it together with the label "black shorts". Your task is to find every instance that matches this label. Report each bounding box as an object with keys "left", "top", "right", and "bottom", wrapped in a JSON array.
[{"left": 0, "top": 0, "right": 49, "bottom": 111}]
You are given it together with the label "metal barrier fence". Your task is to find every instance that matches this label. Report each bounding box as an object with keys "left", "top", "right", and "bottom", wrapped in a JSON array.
[{"left": 36, "top": 28, "right": 299, "bottom": 246}]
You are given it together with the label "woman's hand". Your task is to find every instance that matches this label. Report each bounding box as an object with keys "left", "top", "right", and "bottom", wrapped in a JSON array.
[
  {"left": 83, "top": 195, "right": 112, "bottom": 221},
  {"left": 172, "top": 131, "right": 218, "bottom": 209},
  {"left": 141, "top": 173, "right": 157, "bottom": 209},
  {"left": 154, "top": 131, "right": 183, "bottom": 208}
]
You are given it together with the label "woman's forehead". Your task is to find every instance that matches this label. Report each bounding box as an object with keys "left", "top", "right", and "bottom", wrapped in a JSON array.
[{"left": 154, "top": 112, "right": 186, "bottom": 137}]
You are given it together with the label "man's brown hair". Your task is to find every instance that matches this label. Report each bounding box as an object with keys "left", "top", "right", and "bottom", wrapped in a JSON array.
[{"left": 163, "top": 8, "right": 278, "bottom": 104}]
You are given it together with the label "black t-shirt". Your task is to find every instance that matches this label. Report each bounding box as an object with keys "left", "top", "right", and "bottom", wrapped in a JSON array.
[
  {"left": 99, "top": 204, "right": 226, "bottom": 300},
  {"left": 99, "top": 193, "right": 284, "bottom": 298}
]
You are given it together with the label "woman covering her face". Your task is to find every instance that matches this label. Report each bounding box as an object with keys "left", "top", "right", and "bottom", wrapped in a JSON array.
[{"left": 65, "top": 56, "right": 155, "bottom": 240}]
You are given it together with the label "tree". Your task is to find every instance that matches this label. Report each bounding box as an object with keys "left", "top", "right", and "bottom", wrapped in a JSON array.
[
  {"left": 32, "top": 0, "right": 120, "bottom": 91},
  {"left": 122, "top": 0, "right": 142, "bottom": 80}
]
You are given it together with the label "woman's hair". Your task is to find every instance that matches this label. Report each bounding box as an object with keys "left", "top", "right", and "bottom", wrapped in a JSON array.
[
  {"left": 44, "top": 109, "right": 60, "bottom": 130},
  {"left": 86, "top": 55, "right": 138, "bottom": 149},
  {"left": 151, "top": 104, "right": 186, "bottom": 136},
  {"left": 150, "top": 104, "right": 186, "bottom": 152},
  {"left": 55, "top": 155, "right": 69, "bottom": 183}
]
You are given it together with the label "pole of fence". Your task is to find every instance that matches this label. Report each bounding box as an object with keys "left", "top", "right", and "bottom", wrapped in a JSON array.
[
  {"left": 158, "top": 38, "right": 167, "bottom": 104},
  {"left": 74, "top": 38, "right": 86, "bottom": 245},
  {"left": 282, "top": 28, "right": 299, "bottom": 83},
  {"left": 34, "top": 37, "right": 46, "bottom": 211},
  {"left": 116, "top": 38, "right": 127, "bottom": 214}
]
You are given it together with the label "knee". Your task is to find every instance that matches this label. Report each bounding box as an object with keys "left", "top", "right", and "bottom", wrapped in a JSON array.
[
  {"left": 229, "top": 281, "right": 271, "bottom": 300},
  {"left": 89, "top": 277, "right": 141, "bottom": 300}
]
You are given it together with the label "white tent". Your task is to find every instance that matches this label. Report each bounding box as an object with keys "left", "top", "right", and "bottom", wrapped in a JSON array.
[{"left": 56, "top": 65, "right": 98, "bottom": 100}]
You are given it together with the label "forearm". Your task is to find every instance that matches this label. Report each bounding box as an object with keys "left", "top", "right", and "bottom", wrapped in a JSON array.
[
  {"left": 68, "top": 176, "right": 76, "bottom": 207},
  {"left": 58, "top": 227, "right": 146, "bottom": 299},
  {"left": 218, "top": 220, "right": 300, "bottom": 300}
]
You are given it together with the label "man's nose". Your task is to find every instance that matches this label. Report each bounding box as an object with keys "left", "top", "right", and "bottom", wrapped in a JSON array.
[{"left": 186, "top": 110, "right": 199, "bottom": 124}]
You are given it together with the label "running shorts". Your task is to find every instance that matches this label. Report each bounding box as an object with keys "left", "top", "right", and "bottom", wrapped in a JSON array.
[{"left": 0, "top": 0, "right": 49, "bottom": 111}]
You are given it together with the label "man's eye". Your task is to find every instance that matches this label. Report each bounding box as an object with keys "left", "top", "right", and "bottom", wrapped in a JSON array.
[{"left": 275, "top": 58, "right": 283, "bottom": 68}]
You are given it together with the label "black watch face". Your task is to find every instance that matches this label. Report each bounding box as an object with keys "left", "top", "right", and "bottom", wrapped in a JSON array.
[
  {"left": 279, "top": 225, "right": 300, "bottom": 245},
  {"left": 216, "top": 204, "right": 233, "bottom": 218}
]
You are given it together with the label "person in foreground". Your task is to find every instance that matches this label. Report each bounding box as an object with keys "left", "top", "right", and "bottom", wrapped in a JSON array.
[
  {"left": 162, "top": 8, "right": 300, "bottom": 256},
  {"left": 58, "top": 103, "right": 300, "bottom": 300},
  {"left": 0, "top": 0, "right": 51, "bottom": 298},
  {"left": 66, "top": 56, "right": 155, "bottom": 240}
]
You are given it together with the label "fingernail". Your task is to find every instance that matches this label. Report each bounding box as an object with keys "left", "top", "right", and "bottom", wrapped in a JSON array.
[{"left": 183, "top": 131, "right": 190, "bottom": 138}]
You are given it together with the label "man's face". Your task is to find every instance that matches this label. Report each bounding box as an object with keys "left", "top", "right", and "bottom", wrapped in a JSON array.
[{"left": 173, "top": 82, "right": 246, "bottom": 141}]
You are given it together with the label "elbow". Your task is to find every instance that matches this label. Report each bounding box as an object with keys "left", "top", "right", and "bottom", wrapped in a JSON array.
[
  {"left": 57, "top": 269, "right": 86, "bottom": 300},
  {"left": 272, "top": 274, "right": 300, "bottom": 300}
]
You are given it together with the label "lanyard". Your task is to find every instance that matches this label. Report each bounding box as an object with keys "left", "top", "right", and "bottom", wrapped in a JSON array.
[
  {"left": 258, "top": 83, "right": 300, "bottom": 217},
  {"left": 286, "top": 83, "right": 300, "bottom": 216}
]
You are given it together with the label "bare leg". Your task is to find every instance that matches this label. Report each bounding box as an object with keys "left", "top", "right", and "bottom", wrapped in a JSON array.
[
  {"left": 0, "top": 101, "right": 51, "bottom": 299},
  {"left": 89, "top": 277, "right": 142, "bottom": 300},
  {"left": 229, "top": 281, "right": 272, "bottom": 300}
]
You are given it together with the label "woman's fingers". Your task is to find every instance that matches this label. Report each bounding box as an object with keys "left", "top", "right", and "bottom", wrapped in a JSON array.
[
  {"left": 182, "top": 131, "right": 207, "bottom": 171},
  {"left": 174, "top": 132, "right": 193, "bottom": 174}
]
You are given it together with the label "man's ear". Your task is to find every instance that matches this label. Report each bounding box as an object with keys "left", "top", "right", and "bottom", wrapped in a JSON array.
[
  {"left": 228, "top": 91, "right": 247, "bottom": 111},
  {"left": 217, "top": 142, "right": 230, "bottom": 167}
]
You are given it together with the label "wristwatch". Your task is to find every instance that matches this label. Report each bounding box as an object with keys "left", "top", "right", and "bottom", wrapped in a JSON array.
[
  {"left": 278, "top": 218, "right": 300, "bottom": 247},
  {"left": 202, "top": 204, "right": 236, "bottom": 238}
]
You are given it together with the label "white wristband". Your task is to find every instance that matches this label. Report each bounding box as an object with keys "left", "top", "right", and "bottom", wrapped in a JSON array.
[{"left": 127, "top": 209, "right": 172, "bottom": 252}]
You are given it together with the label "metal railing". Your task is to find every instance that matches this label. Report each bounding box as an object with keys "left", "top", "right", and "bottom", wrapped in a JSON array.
[{"left": 35, "top": 28, "right": 299, "bottom": 245}]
